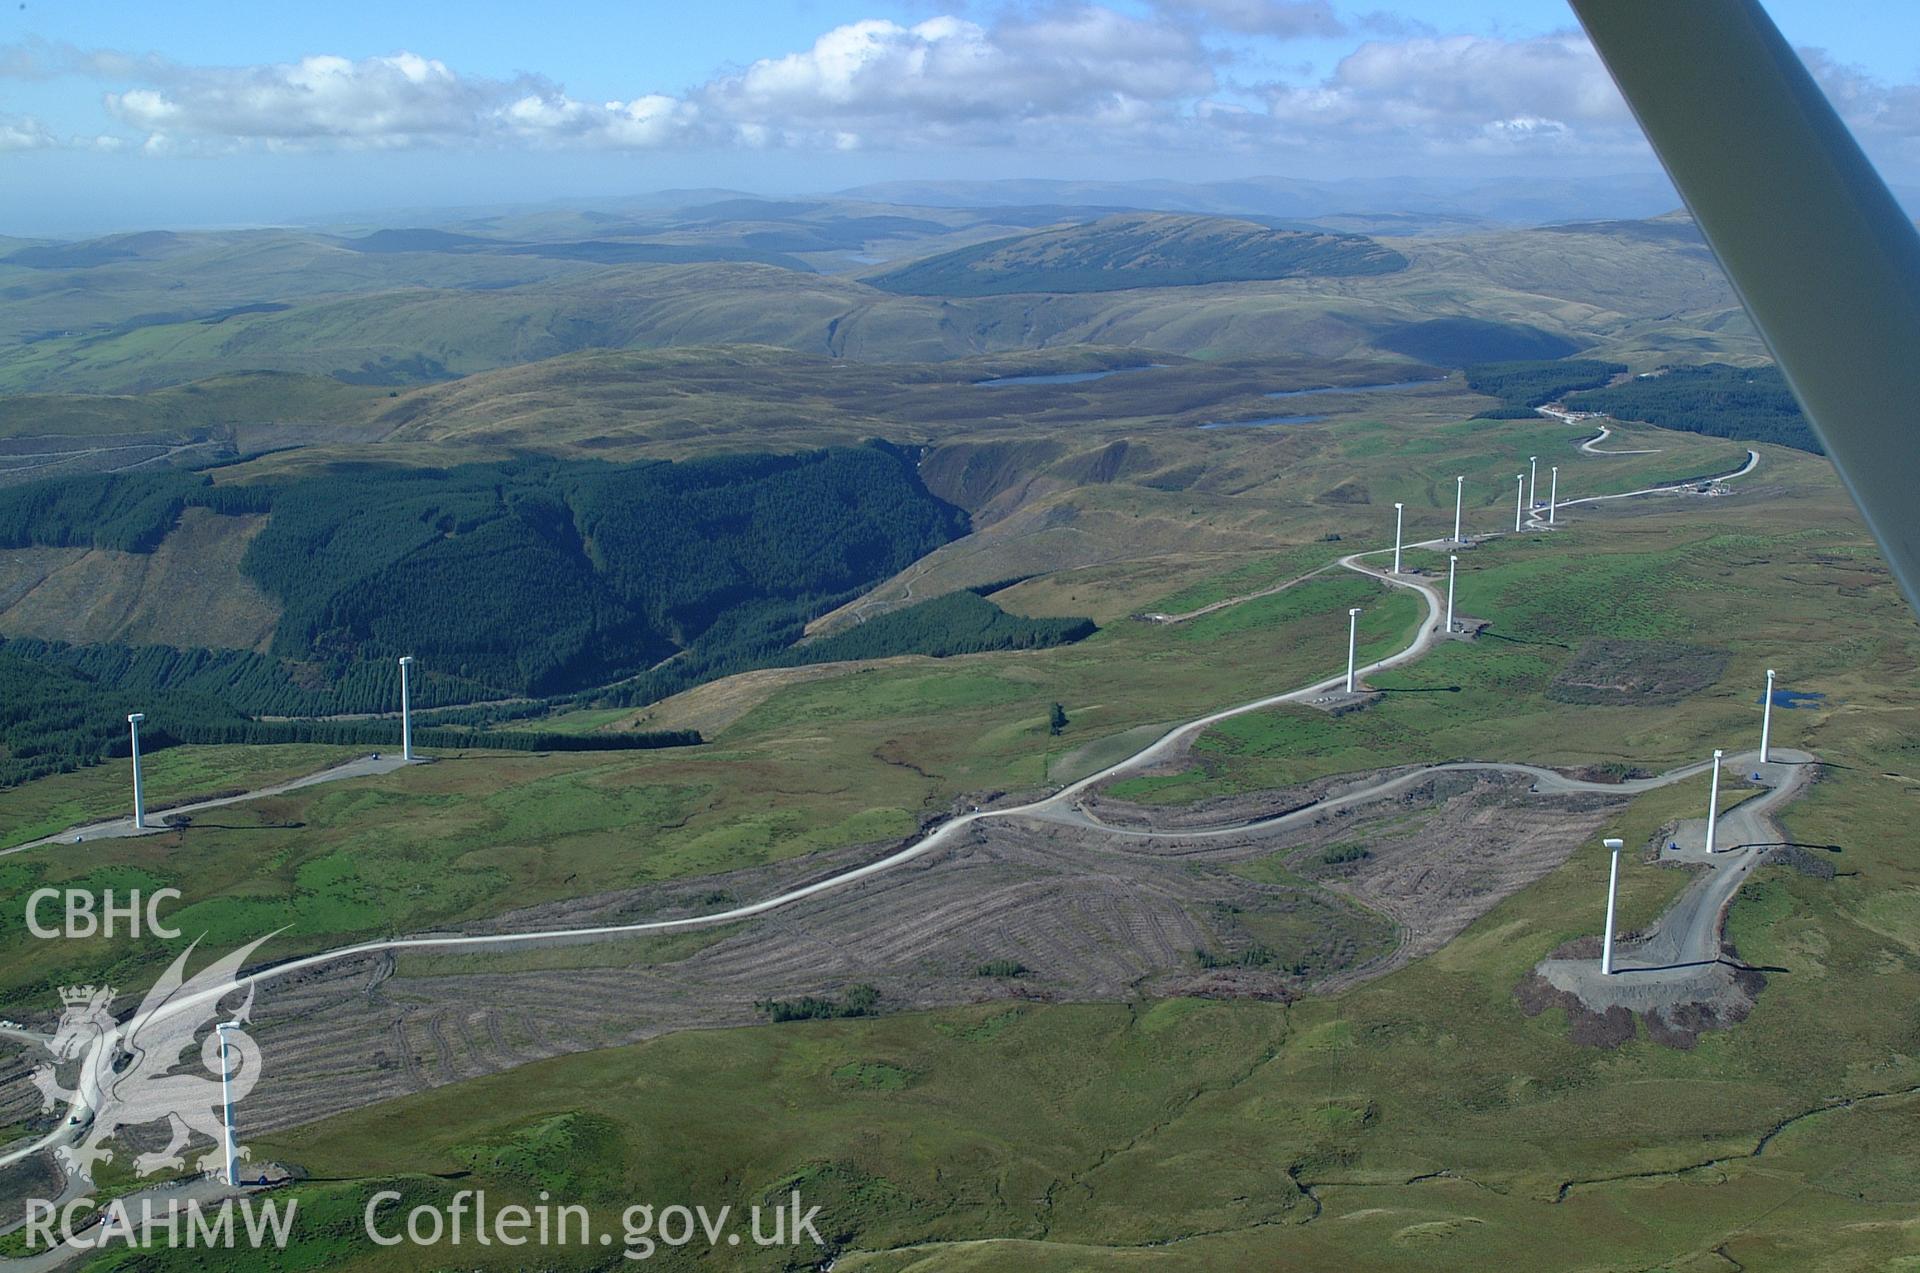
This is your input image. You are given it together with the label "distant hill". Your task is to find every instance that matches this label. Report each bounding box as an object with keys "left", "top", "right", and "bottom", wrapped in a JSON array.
[
  {"left": 4, "top": 230, "right": 192, "bottom": 270},
  {"left": 1375, "top": 319, "right": 1580, "bottom": 367},
  {"left": 866, "top": 214, "right": 1408, "bottom": 296},
  {"left": 0, "top": 211, "right": 1765, "bottom": 393},
  {"left": 1536, "top": 214, "right": 1706, "bottom": 245},
  {"left": 343, "top": 228, "right": 499, "bottom": 254},
  {"left": 836, "top": 173, "right": 1691, "bottom": 227}
]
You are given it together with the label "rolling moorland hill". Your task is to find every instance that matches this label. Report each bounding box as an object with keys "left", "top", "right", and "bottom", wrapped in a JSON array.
[
  {"left": 361, "top": 346, "right": 1457, "bottom": 457},
  {"left": 1400, "top": 211, "right": 1733, "bottom": 323},
  {"left": 0, "top": 206, "right": 1763, "bottom": 394},
  {"left": 835, "top": 172, "right": 1695, "bottom": 226},
  {"left": 0, "top": 197, "right": 1123, "bottom": 361},
  {"left": 0, "top": 228, "right": 604, "bottom": 351},
  {"left": 864, "top": 213, "right": 1408, "bottom": 296},
  {"left": 6, "top": 337, "right": 1809, "bottom": 684}
]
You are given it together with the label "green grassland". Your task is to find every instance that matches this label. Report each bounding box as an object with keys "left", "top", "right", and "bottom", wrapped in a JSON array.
[
  {"left": 243, "top": 754, "right": 1920, "bottom": 1270},
  {"left": 0, "top": 371, "right": 389, "bottom": 444},
  {"left": 0, "top": 743, "right": 361, "bottom": 849},
  {"left": 219, "top": 423, "right": 1920, "bottom": 1269},
  {"left": 0, "top": 748, "right": 912, "bottom": 1012},
  {"left": 1142, "top": 545, "right": 1336, "bottom": 615},
  {"left": 1109, "top": 457, "right": 1908, "bottom": 806},
  {"left": 2, "top": 374, "right": 1914, "bottom": 1269}
]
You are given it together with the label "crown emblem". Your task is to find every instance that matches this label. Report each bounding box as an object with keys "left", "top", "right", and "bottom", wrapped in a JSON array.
[{"left": 59, "top": 985, "right": 109, "bottom": 1007}]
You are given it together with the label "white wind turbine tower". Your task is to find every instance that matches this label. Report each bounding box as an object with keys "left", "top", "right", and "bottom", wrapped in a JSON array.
[
  {"left": 1704, "top": 749, "right": 1725, "bottom": 852},
  {"left": 1760, "top": 668, "right": 1778, "bottom": 763},
  {"left": 1345, "top": 608, "right": 1363, "bottom": 693},
  {"left": 398, "top": 656, "right": 415, "bottom": 762},
  {"left": 217, "top": 1020, "right": 242, "bottom": 1186},
  {"left": 1452, "top": 475, "right": 1465, "bottom": 544},
  {"left": 1600, "top": 836, "right": 1625, "bottom": 975},
  {"left": 1392, "top": 502, "right": 1405, "bottom": 574},
  {"left": 1548, "top": 466, "right": 1560, "bottom": 524},
  {"left": 1446, "top": 554, "right": 1458, "bottom": 633},
  {"left": 1528, "top": 455, "right": 1539, "bottom": 509},
  {"left": 127, "top": 712, "right": 146, "bottom": 830},
  {"left": 1514, "top": 474, "right": 1525, "bottom": 532}
]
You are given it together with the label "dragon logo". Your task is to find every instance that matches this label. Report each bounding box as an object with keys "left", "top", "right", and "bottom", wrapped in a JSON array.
[{"left": 32, "top": 935, "right": 272, "bottom": 1185}]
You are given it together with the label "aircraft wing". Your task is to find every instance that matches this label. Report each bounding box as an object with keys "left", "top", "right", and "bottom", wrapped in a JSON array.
[{"left": 1571, "top": 0, "right": 1920, "bottom": 620}]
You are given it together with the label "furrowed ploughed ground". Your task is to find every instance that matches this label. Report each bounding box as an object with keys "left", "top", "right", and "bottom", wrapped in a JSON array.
[{"left": 99, "top": 766, "right": 1629, "bottom": 1138}]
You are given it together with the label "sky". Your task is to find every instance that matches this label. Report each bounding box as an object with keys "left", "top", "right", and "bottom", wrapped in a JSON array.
[{"left": 3, "top": 0, "right": 1919, "bottom": 235}]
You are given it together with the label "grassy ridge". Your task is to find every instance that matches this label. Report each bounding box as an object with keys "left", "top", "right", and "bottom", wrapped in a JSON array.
[
  {"left": 0, "top": 743, "right": 363, "bottom": 849},
  {"left": 867, "top": 213, "right": 1407, "bottom": 296}
]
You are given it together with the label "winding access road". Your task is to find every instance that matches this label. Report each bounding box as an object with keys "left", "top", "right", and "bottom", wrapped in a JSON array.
[
  {"left": 1578, "top": 423, "right": 1660, "bottom": 455},
  {"left": 1526, "top": 744, "right": 1818, "bottom": 1017},
  {"left": 0, "top": 445, "right": 1781, "bottom": 1177},
  {"left": 1035, "top": 754, "right": 1769, "bottom": 841}
]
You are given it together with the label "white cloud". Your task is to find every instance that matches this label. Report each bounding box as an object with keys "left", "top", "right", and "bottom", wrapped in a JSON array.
[
  {"left": 102, "top": 52, "right": 519, "bottom": 150},
  {"left": 1151, "top": 0, "right": 1346, "bottom": 39},
  {"left": 28, "top": 9, "right": 1213, "bottom": 155},
  {"left": 1260, "top": 33, "right": 1638, "bottom": 154},
  {"left": 1252, "top": 31, "right": 1920, "bottom": 166},
  {"left": 691, "top": 11, "right": 1213, "bottom": 148},
  {"left": 5, "top": 16, "right": 1920, "bottom": 172},
  {"left": 498, "top": 91, "right": 699, "bottom": 148},
  {"left": 1800, "top": 46, "right": 1920, "bottom": 163},
  {"left": 0, "top": 112, "right": 56, "bottom": 151},
  {"left": 0, "top": 37, "right": 176, "bottom": 82}
]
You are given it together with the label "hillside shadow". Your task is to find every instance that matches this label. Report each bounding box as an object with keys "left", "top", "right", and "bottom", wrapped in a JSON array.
[
  {"left": 171, "top": 821, "right": 307, "bottom": 832},
  {"left": 1623, "top": 956, "right": 1792, "bottom": 975},
  {"left": 1477, "top": 631, "right": 1575, "bottom": 649}
]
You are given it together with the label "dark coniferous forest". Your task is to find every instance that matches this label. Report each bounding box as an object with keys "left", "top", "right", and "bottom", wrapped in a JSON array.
[
  {"left": 0, "top": 444, "right": 1099, "bottom": 785},
  {"left": 1464, "top": 358, "right": 1627, "bottom": 414},
  {"left": 1564, "top": 363, "right": 1819, "bottom": 453}
]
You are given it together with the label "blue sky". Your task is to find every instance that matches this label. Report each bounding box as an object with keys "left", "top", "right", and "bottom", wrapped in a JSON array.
[{"left": 3, "top": 1, "right": 1917, "bottom": 234}]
